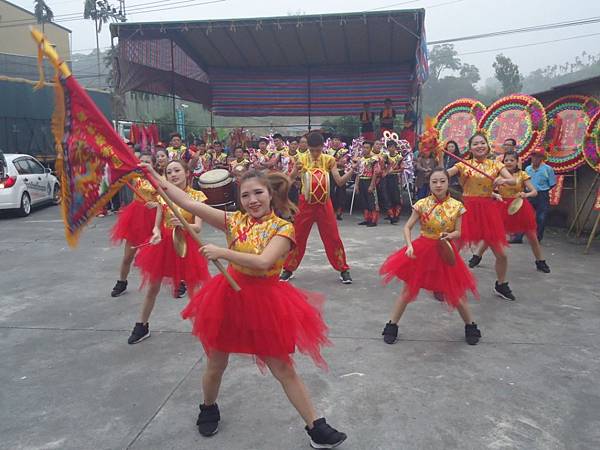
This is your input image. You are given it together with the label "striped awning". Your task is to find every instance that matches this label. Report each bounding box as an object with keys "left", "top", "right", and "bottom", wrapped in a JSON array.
[{"left": 111, "top": 9, "right": 427, "bottom": 117}]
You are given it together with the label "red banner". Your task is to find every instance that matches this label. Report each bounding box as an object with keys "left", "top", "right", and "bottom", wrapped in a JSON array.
[
  {"left": 55, "top": 76, "right": 140, "bottom": 246},
  {"left": 549, "top": 175, "right": 565, "bottom": 206}
]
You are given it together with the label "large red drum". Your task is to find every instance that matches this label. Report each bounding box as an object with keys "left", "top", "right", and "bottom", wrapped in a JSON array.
[
  {"left": 198, "top": 169, "right": 234, "bottom": 208},
  {"left": 302, "top": 168, "right": 330, "bottom": 204}
]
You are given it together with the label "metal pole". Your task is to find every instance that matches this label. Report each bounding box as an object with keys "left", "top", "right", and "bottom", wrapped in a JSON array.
[
  {"left": 307, "top": 67, "right": 312, "bottom": 131},
  {"left": 170, "top": 39, "right": 176, "bottom": 131}
]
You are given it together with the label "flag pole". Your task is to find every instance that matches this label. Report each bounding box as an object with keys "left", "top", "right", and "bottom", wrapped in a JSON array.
[{"left": 30, "top": 27, "right": 240, "bottom": 292}]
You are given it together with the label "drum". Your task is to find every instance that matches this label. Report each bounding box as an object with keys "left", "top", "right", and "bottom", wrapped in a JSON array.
[
  {"left": 198, "top": 169, "right": 234, "bottom": 208},
  {"left": 302, "top": 168, "right": 330, "bottom": 204}
]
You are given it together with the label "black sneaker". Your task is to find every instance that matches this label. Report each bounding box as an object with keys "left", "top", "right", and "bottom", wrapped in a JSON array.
[
  {"left": 128, "top": 322, "right": 150, "bottom": 344},
  {"left": 382, "top": 321, "right": 398, "bottom": 344},
  {"left": 366, "top": 222, "right": 377, "bottom": 227},
  {"left": 280, "top": 270, "right": 294, "bottom": 282},
  {"left": 468, "top": 255, "right": 482, "bottom": 268},
  {"left": 433, "top": 291, "right": 445, "bottom": 302},
  {"left": 175, "top": 281, "right": 187, "bottom": 299},
  {"left": 111, "top": 280, "right": 128, "bottom": 297},
  {"left": 336, "top": 214, "right": 343, "bottom": 221},
  {"left": 494, "top": 281, "right": 516, "bottom": 301},
  {"left": 390, "top": 217, "right": 399, "bottom": 224},
  {"left": 306, "top": 418, "right": 347, "bottom": 449},
  {"left": 357, "top": 221, "right": 368, "bottom": 226},
  {"left": 508, "top": 237, "right": 523, "bottom": 244},
  {"left": 465, "top": 323, "right": 481, "bottom": 345},
  {"left": 339, "top": 270, "right": 352, "bottom": 284},
  {"left": 535, "top": 260, "right": 551, "bottom": 273},
  {"left": 197, "top": 403, "right": 220, "bottom": 437}
]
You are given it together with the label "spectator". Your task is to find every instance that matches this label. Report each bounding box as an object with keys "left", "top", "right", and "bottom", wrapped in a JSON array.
[{"left": 414, "top": 151, "right": 438, "bottom": 200}]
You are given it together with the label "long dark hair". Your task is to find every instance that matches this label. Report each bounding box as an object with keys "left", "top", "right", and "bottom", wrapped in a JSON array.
[
  {"left": 445, "top": 140, "right": 461, "bottom": 155},
  {"left": 239, "top": 170, "right": 297, "bottom": 219},
  {"left": 165, "top": 159, "right": 190, "bottom": 188}
]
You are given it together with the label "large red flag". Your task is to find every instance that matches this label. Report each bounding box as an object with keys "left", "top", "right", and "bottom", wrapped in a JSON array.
[{"left": 53, "top": 76, "right": 140, "bottom": 246}]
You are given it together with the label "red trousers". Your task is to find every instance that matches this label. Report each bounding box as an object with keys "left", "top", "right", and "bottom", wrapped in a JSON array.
[{"left": 284, "top": 196, "right": 350, "bottom": 272}]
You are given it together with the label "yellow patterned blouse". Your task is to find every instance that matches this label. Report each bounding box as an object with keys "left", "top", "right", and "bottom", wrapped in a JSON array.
[
  {"left": 298, "top": 152, "right": 336, "bottom": 172},
  {"left": 225, "top": 211, "right": 295, "bottom": 277},
  {"left": 499, "top": 170, "right": 530, "bottom": 198},
  {"left": 455, "top": 159, "right": 505, "bottom": 197},
  {"left": 132, "top": 177, "right": 157, "bottom": 203},
  {"left": 413, "top": 194, "right": 466, "bottom": 239},
  {"left": 159, "top": 186, "right": 207, "bottom": 228}
]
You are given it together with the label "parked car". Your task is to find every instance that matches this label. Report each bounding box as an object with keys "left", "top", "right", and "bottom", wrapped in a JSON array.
[{"left": 0, "top": 152, "right": 60, "bottom": 216}]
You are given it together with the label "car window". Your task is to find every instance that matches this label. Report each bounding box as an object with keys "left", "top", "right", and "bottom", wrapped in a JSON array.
[
  {"left": 14, "top": 159, "right": 32, "bottom": 175},
  {"left": 26, "top": 158, "right": 45, "bottom": 175},
  {"left": 0, "top": 152, "right": 7, "bottom": 178}
]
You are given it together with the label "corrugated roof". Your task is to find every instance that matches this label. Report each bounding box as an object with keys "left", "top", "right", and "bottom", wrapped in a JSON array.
[{"left": 110, "top": 9, "right": 424, "bottom": 70}]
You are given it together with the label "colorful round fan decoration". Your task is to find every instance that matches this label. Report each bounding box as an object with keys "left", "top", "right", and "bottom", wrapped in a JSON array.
[
  {"left": 542, "top": 95, "right": 596, "bottom": 173},
  {"left": 435, "top": 98, "right": 486, "bottom": 155},
  {"left": 583, "top": 111, "right": 600, "bottom": 173},
  {"left": 478, "top": 94, "right": 547, "bottom": 160}
]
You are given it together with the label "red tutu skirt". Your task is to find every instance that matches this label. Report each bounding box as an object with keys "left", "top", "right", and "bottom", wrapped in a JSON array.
[
  {"left": 380, "top": 236, "right": 478, "bottom": 308},
  {"left": 499, "top": 197, "right": 537, "bottom": 234},
  {"left": 459, "top": 196, "right": 508, "bottom": 252},
  {"left": 134, "top": 226, "right": 210, "bottom": 293},
  {"left": 181, "top": 268, "right": 330, "bottom": 370},
  {"left": 110, "top": 201, "right": 157, "bottom": 247}
]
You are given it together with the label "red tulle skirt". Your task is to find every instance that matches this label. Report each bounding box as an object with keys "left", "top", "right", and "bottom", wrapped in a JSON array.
[
  {"left": 134, "top": 226, "right": 210, "bottom": 294},
  {"left": 380, "top": 236, "right": 479, "bottom": 308},
  {"left": 110, "top": 201, "right": 157, "bottom": 247},
  {"left": 459, "top": 196, "right": 508, "bottom": 252},
  {"left": 499, "top": 197, "right": 537, "bottom": 234},
  {"left": 181, "top": 268, "right": 330, "bottom": 370}
]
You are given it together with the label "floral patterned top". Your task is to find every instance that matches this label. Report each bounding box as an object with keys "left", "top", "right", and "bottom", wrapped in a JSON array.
[
  {"left": 159, "top": 186, "right": 207, "bottom": 228},
  {"left": 359, "top": 155, "right": 381, "bottom": 179},
  {"left": 225, "top": 211, "right": 295, "bottom": 277},
  {"left": 499, "top": 170, "right": 530, "bottom": 198},
  {"left": 413, "top": 194, "right": 466, "bottom": 239},
  {"left": 386, "top": 152, "right": 404, "bottom": 174},
  {"left": 298, "top": 152, "right": 336, "bottom": 172},
  {"left": 455, "top": 159, "right": 505, "bottom": 197}
]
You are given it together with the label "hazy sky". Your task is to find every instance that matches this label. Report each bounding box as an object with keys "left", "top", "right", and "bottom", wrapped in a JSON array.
[{"left": 11, "top": 0, "right": 600, "bottom": 80}]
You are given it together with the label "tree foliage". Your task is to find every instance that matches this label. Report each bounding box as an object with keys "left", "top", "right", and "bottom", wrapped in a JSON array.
[
  {"left": 428, "top": 44, "right": 462, "bottom": 80},
  {"left": 34, "top": 0, "right": 54, "bottom": 25},
  {"left": 493, "top": 54, "right": 523, "bottom": 95}
]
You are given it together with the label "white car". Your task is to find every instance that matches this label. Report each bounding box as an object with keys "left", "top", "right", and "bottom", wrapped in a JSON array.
[{"left": 0, "top": 152, "right": 60, "bottom": 216}]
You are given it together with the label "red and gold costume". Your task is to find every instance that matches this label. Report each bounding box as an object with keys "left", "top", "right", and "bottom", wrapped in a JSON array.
[
  {"left": 182, "top": 211, "right": 329, "bottom": 369},
  {"left": 253, "top": 149, "right": 275, "bottom": 170},
  {"left": 498, "top": 170, "right": 537, "bottom": 234},
  {"left": 212, "top": 152, "right": 229, "bottom": 170},
  {"left": 383, "top": 152, "right": 404, "bottom": 220},
  {"left": 360, "top": 111, "right": 375, "bottom": 141},
  {"left": 380, "top": 194, "right": 478, "bottom": 307},
  {"left": 191, "top": 152, "right": 212, "bottom": 188},
  {"left": 167, "top": 145, "right": 188, "bottom": 161},
  {"left": 134, "top": 187, "right": 210, "bottom": 293},
  {"left": 358, "top": 154, "right": 381, "bottom": 223},
  {"left": 229, "top": 158, "right": 251, "bottom": 176},
  {"left": 455, "top": 159, "right": 508, "bottom": 251},
  {"left": 110, "top": 178, "right": 158, "bottom": 247},
  {"left": 284, "top": 152, "right": 350, "bottom": 273}
]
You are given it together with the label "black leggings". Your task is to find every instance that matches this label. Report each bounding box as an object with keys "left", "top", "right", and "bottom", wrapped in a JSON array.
[
  {"left": 384, "top": 174, "right": 401, "bottom": 207},
  {"left": 358, "top": 178, "right": 376, "bottom": 211}
]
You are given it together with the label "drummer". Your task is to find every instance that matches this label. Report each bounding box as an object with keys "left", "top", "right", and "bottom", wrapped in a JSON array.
[
  {"left": 212, "top": 141, "right": 229, "bottom": 170},
  {"left": 254, "top": 137, "right": 278, "bottom": 170},
  {"left": 280, "top": 132, "right": 356, "bottom": 284},
  {"left": 190, "top": 140, "right": 212, "bottom": 190},
  {"left": 229, "top": 146, "right": 251, "bottom": 177}
]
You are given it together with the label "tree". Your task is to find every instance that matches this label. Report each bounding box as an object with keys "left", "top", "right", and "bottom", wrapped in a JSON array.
[
  {"left": 321, "top": 116, "right": 361, "bottom": 137},
  {"left": 429, "top": 44, "right": 462, "bottom": 80},
  {"left": 493, "top": 54, "right": 522, "bottom": 95},
  {"left": 33, "top": 0, "right": 54, "bottom": 31},
  {"left": 459, "top": 63, "right": 480, "bottom": 85}
]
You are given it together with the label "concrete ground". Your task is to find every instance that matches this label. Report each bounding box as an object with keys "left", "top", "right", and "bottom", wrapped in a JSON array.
[{"left": 1, "top": 203, "right": 599, "bottom": 450}]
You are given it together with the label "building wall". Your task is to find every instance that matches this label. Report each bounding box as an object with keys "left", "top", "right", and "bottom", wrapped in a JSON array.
[{"left": 0, "top": 1, "right": 70, "bottom": 61}]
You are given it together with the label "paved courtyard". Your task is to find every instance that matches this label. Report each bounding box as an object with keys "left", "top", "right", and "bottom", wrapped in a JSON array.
[{"left": 1, "top": 204, "right": 599, "bottom": 450}]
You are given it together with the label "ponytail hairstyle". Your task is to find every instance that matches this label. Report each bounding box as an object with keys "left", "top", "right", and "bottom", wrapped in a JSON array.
[
  {"left": 502, "top": 150, "right": 520, "bottom": 172},
  {"left": 239, "top": 169, "right": 298, "bottom": 219}
]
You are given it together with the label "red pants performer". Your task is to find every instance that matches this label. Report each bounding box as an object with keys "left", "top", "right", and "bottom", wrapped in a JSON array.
[
  {"left": 280, "top": 131, "right": 355, "bottom": 284},
  {"left": 284, "top": 197, "right": 349, "bottom": 273}
]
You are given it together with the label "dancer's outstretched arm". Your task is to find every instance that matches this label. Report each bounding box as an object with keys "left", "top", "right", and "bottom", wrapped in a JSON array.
[{"left": 140, "top": 163, "right": 226, "bottom": 231}]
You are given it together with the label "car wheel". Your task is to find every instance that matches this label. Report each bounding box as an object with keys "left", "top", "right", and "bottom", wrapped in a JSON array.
[
  {"left": 18, "top": 192, "right": 31, "bottom": 217},
  {"left": 52, "top": 183, "right": 61, "bottom": 205}
]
